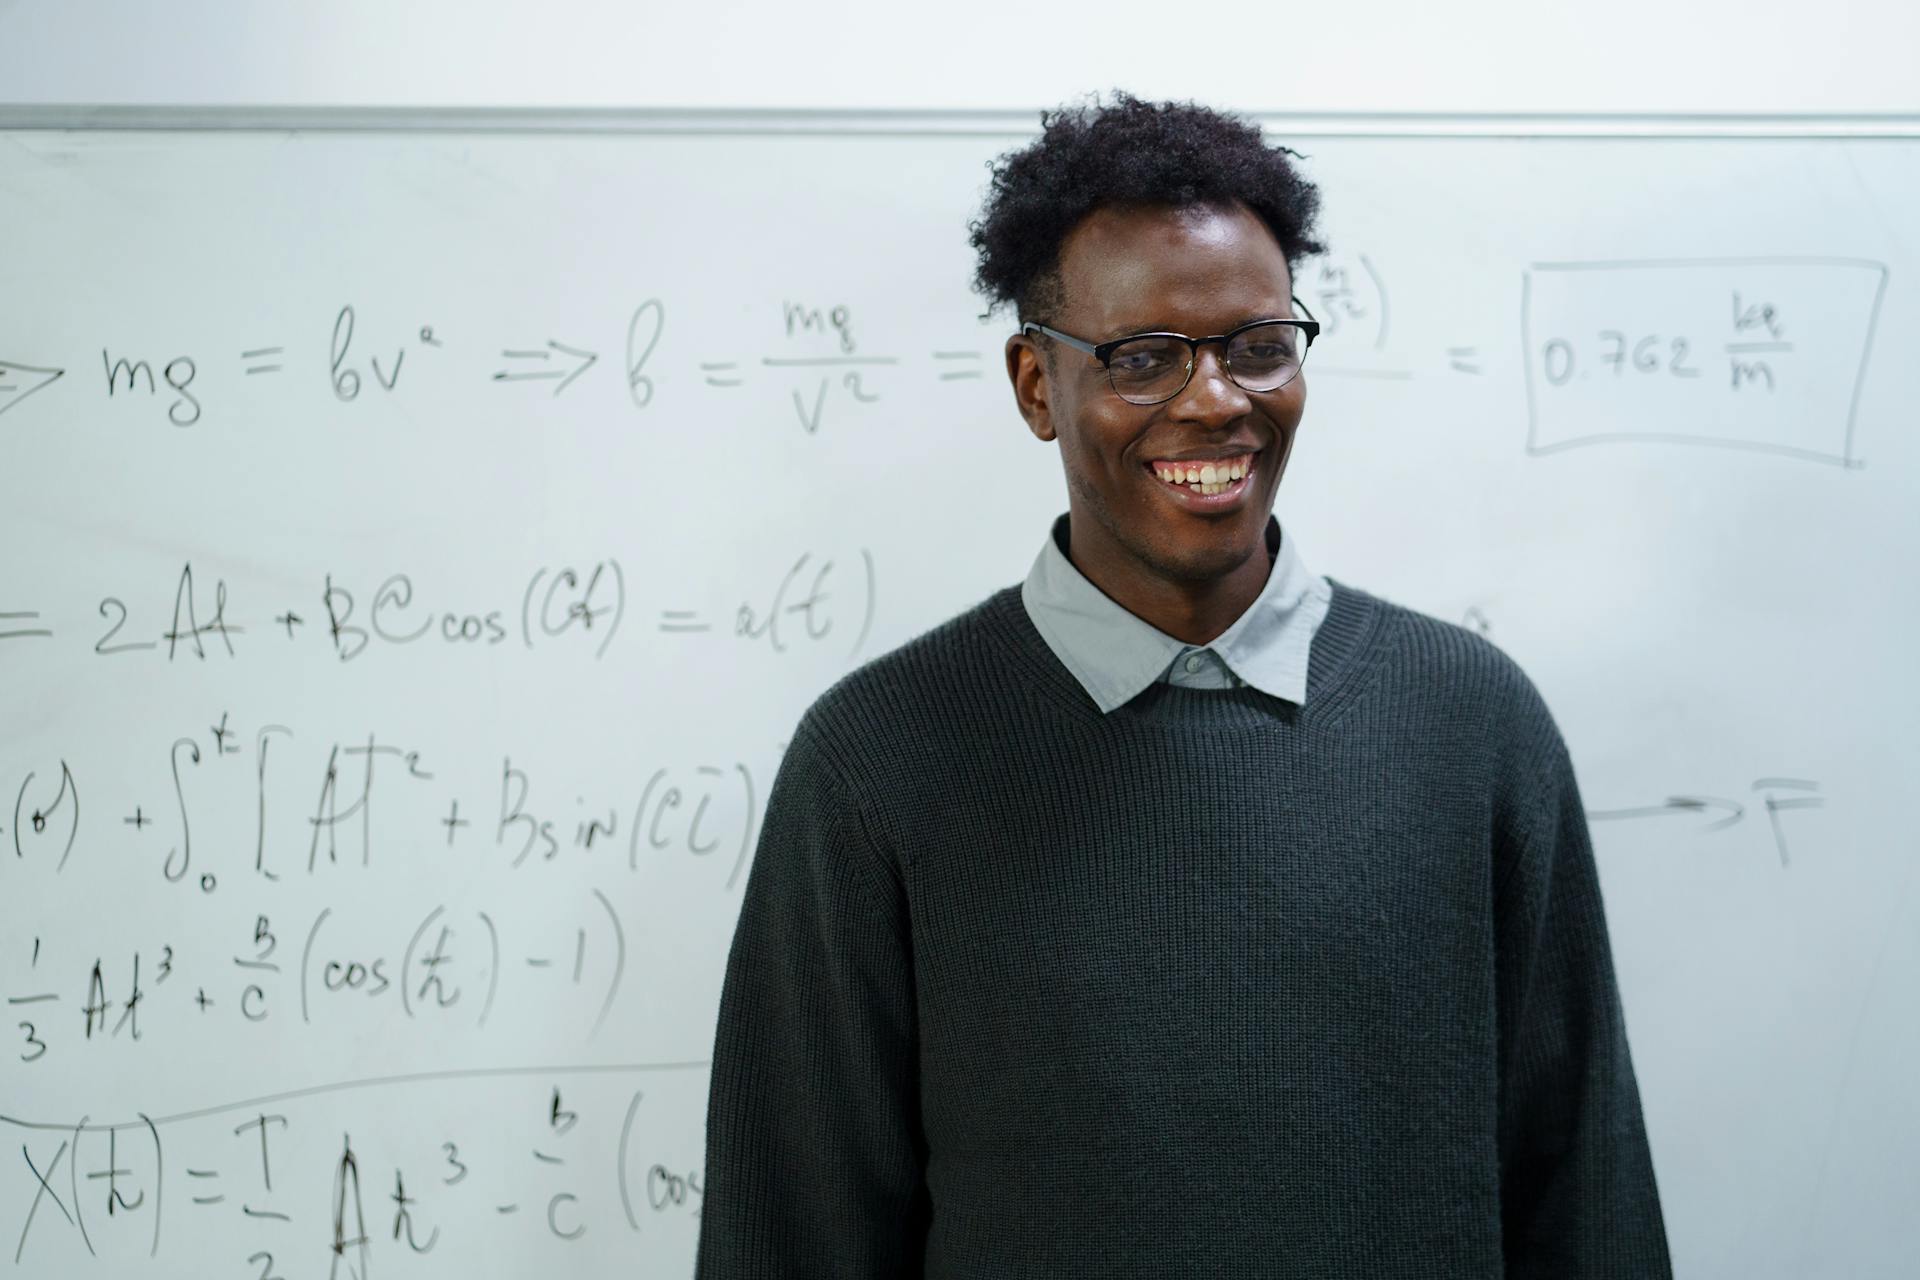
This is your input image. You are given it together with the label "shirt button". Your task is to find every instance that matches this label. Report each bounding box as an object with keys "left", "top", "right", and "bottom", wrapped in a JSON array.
[{"left": 1184, "top": 652, "right": 1204, "bottom": 673}]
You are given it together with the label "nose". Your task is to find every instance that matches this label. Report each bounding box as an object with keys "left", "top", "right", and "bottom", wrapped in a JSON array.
[{"left": 1167, "top": 341, "right": 1251, "bottom": 424}]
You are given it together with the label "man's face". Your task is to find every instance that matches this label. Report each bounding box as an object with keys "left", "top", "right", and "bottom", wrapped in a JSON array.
[{"left": 1005, "top": 199, "right": 1304, "bottom": 591}]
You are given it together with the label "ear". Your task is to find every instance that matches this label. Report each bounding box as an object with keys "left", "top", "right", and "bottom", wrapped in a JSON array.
[{"left": 1004, "top": 333, "right": 1058, "bottom": 443}]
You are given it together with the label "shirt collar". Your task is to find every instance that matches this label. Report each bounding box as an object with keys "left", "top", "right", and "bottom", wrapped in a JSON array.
[{"left": 1020, "top": 511, "right": 1333, "bottom": 713}]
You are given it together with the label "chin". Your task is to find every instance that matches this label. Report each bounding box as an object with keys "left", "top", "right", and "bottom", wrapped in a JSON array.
[{"left": 1142, "top": 524, "right": 1265, "bottom": 584}]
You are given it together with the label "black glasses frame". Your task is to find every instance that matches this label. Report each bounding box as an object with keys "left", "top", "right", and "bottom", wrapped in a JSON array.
[{"left": 1021, "top": 298, "right": 1321, "bottom": 405}]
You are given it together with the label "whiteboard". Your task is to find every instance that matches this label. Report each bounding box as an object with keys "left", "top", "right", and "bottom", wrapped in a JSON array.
[{"left": 1, "top": 113, "right": 1915, "bottom": 1280}]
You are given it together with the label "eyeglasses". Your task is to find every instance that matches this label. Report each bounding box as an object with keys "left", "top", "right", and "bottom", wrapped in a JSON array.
[{"left": 1021, "top": 300, "right": 1320, "bottom": 406}]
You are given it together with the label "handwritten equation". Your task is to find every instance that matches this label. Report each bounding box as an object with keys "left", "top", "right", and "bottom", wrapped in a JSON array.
[
  {"left": 1521, "top": 256, "right": 1888, "bottom": 466},
  {"left": 0, "top": 1069, "right": 707, "bottom": 1276},
  {"left": 6, "top": 715, "right": 765, "bottom": 893},
  {"left": 0, "top": 297, "right": 997, "bottom": 438},
  {"left": 7, "top": 884, "right": 636, "bottom": 1065},
  {"left": 0, "top": 548, "right": 876, "bottom": 665}
]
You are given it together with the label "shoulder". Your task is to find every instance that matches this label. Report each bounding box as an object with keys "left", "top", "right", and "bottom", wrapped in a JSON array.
[
  {"left": 1334, "top": 584, "right": 1579, "bottom": 860},
  {"left": 790, "top": 584, "right": 1020, "bottom": 772},
  {"left": 1329, "top": 578, "right": 1554, "bottom": 724}
]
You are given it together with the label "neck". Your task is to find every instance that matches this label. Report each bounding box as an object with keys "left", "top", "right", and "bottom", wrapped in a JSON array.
[{"left": 1065, "top": 516, "right": 1275, "bottom": 646}]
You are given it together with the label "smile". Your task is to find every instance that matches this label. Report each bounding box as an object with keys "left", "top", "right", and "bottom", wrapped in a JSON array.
[{"left": 1145, "top": 451, "right": 1256, "bottom": 497}]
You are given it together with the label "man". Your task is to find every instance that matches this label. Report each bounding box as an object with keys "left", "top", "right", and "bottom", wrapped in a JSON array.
[{"left": 697, "top": 91, "right": 1671, "bottom": 1278}]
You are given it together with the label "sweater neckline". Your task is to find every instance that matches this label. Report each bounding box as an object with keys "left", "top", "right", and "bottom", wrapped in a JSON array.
[{"left": 978, "top": 575, "right": 1389, "bottom": 733}]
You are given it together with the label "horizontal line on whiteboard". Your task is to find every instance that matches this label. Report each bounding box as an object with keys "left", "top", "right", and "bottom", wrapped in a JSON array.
[
  {"left": 4, "top": 105, "right": 1920, "bottom": 139},
  {"left": 1525, "top": 432, "right": 1859, "bottom": 468},
  {"left": 0, "top": 1060, "right": 710, "bottom": 1133},
  {"left": 1310, "top": 366, "right": 1415, "bottom": 379},
  {"left": 1528, "top": 255, "right": 1890, "bottom": 271}
]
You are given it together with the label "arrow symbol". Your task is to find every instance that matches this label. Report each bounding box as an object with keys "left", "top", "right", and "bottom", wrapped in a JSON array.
[
  {"left": 0, "top": 361, "right": 66, "bottom": 418},
  {"left": 492, "top": 341, "right": 598, "bottom": 396},
  {"left": 1588, "top": 794, "right": 1744, "bottom": 831}
]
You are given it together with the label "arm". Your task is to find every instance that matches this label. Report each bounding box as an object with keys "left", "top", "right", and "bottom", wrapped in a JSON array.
[
  {"left": 1492, "top": 697, "right": 1673, "bottom": 1279},
  {"left": 695, "top": 720, "right": 929, "bottom": 1278}
]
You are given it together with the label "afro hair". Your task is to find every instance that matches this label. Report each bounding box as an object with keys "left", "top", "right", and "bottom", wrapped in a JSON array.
[{"left": 968, "top": 91, "right": 1327, "bottom": 328}]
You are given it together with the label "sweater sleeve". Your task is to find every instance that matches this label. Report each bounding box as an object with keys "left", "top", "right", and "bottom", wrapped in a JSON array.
[
  {"left": 695, "top": 718, "right": 930, "bottom": 1279},
  {"left": 1492, "top": 691, "right": 1673, "bottom": 1279}
]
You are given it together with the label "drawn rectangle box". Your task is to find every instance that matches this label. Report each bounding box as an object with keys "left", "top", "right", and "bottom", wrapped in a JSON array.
[{"left": 1521, "top": 258, "right": 1887, "bottom": 465}]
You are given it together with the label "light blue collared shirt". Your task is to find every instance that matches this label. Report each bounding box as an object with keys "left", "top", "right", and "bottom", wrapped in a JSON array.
[{"left": 1020, "top": 511, "right": 1333, "bottom": 713}]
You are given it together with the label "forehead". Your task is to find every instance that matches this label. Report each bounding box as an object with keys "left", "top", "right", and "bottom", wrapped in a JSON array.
[{"left": 1055, "top": 200, "right": 1293, "bottom": 335}]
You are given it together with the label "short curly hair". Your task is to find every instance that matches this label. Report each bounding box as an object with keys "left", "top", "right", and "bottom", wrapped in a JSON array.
[{"left": 968, "top": 91, "right": 1327, "bottom": 329}]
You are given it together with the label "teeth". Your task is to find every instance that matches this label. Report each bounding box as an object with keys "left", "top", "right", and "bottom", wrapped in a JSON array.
[{"left": 1151, "top": 453, "right": 1254, "bottom": 492}]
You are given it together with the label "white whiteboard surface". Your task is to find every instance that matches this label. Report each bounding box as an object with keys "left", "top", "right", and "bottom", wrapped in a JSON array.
[{"left": 1, "top": 116, "right": 1915, "bottom": 1279}]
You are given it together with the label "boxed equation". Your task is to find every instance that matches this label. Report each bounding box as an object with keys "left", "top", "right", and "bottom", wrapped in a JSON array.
[{"left": 1521, "top": 257, "right": 1887, "bottom": 465}]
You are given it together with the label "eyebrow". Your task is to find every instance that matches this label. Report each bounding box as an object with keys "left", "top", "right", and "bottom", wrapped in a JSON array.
[{"left": 1100, "top": 311, "right": 1296, "bottom": 340}]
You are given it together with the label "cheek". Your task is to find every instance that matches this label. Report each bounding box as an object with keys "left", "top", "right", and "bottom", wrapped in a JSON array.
[
  {"left": 1268, "top": 378, "right": 1307, "bottom": 424},
  {"left": 1077, "top": 420, "right": 1149, "bottom": 489},
  {"left": 1058, "top": 397, "right": 1144, "bottom": 472},
  {"left": 1259, "top": 387, "right": 1307, "bottom": 461}
]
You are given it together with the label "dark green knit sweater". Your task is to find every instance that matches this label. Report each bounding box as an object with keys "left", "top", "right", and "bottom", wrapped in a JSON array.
[{"left": 696, "top": 578, "right": 1671, "bottom": 1278}]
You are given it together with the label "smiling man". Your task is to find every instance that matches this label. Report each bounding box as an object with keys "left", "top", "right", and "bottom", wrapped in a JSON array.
[{"left": 696, "top": 92, "right": 1671, "bottom": 1278}]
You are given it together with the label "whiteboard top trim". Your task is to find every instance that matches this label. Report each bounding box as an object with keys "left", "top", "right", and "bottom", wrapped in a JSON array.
[{"left": 4, "top": 104, "right": 1920, "bottom": 138}]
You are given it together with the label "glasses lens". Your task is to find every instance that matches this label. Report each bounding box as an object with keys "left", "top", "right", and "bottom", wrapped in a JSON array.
[
  {"left": 1227, "top": 322, "right": 1307, "bottom": 392},
  {"left": 1105, "top": 336, "right": 1190, "bottom": 404}
]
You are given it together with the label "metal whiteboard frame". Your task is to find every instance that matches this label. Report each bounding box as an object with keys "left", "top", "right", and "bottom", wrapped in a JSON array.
[{"left": 3, "top": 104, "right": 1920, "bottom": 139}]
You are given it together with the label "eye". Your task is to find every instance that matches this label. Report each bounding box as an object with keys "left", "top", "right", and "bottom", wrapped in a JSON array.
[
  {"left": 1107, "top": 337, "right": 1183, "bottom": 376},
  {"left": 1230, "top": 326, "right": 1300, "bottom": 366}
]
